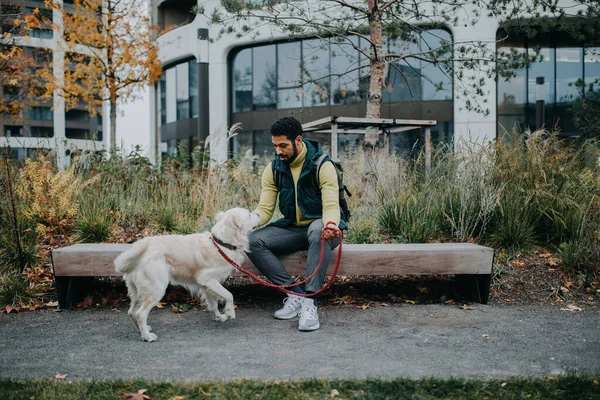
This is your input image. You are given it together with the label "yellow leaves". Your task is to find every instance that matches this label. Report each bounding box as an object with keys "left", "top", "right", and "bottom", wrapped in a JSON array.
[
  {"left": 16, "top": 159, "right": 84, "bottom": 238},
  {"left": 512, "top": 260, "right": 525, "bottom": 268}
]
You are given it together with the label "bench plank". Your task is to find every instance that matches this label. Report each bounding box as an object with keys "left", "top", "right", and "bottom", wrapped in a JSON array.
[{"left": 52, "top": 243, "right": 493, "bottom": 277}]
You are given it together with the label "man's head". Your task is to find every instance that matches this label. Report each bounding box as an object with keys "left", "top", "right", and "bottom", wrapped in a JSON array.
[{"left": 271, "top": 116, "right": 303, "bottom": 165}]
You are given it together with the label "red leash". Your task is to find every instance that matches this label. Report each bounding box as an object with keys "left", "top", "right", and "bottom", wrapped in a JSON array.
[{"left": 211, "top": 221, "right": 343, "bottom": 297}]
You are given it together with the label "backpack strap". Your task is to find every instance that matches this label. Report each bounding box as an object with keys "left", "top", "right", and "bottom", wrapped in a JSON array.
[
  {"left": 271, "top": 162, "right": 282, "bottom": 192},
  {"left": 312, "top": 153, "right": 329, "bottom": 190}
]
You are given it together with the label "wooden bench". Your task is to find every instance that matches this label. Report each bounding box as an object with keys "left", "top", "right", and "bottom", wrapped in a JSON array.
[{"left": 51, "top": 243, "right": 494, "bottom": 308}]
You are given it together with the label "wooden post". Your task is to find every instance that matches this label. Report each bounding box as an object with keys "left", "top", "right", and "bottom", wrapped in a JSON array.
[
  {"left": 331, "top": 121, "right": 338, "bottom": 159},
  {"left": 384, "top": 130, "right": 390, "bottom": 154},
  {"left": 424, "top": 127, "right": 431, "bottom": 178}
]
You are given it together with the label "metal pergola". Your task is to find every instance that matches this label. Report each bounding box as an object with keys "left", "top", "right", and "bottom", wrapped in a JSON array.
[{"left": 302, "top": 116, "right": 438, "bottom": 171}]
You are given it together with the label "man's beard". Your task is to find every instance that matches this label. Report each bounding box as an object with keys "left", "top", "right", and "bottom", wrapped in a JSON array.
[{"left": 280, "top": 142, "right": 299, "bottom": 165}]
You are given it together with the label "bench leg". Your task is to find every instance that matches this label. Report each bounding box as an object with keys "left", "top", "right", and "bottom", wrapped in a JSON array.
[{"left": 456, "top": 274, "right": 491, "bottom": 304}]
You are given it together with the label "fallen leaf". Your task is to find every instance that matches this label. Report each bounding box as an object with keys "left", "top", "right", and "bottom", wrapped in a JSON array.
[
  {"left": 361, "top": 304, "right": 369, "bottom": 310},
  {"left": 155, "top": 302, "right": 165, "bottom": 309},
  {"left": 512, "top": 261, "right": 525, "bottom": 268},
  {"left": 417, "top": 287, "right": 430, "bottom": 294},
  {"left": 501, "top": 382, "right": 507, "bottom": 387},
  {"left": 121, "top": 389, "right": 151, "bottom": 400},
  {"left": 404, "top": 299, "right": 416, "bottom": 304},
  {"left": 5, "top": 305, "right": 18, "bottom": 314},
  {"left": 170, "top": 396, "right": 185, "bottom": 400},
  {"left": 55, "top": 373, "right": 68, "bottom": 380},
  {"left": 171, "top": 304, "right": 183, "bottom": 313},
  {"left": 482, "top": 334, "right": 489, "bottom": 338},
  {"left": 539, "top": 253, "right": 552, "bottom": 259},
  {"left": 459, "top": 304, "right": 477, "bottom": 310},
  {"left": 330, "top": 389, "right": 340, "bottom": 398},
  {"left": 560, "top": 304, "right": 582, "bottom": 312},
  {"left": 45, "top": 301, "right": 59, "bottom": 307},
  {"left": 547, "top": 260, "right": 559, "bottom": 267}
]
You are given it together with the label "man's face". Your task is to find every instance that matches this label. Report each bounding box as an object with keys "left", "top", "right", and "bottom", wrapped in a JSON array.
[{"left": 272, "top": 135, "right": 302, "bottom": 165}]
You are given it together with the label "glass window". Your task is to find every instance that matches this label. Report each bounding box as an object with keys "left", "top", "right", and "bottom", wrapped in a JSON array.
[
  {"left": 528, "top": 47, "right": 555, "bottom": 105},
  {"left": 159, "top": 74, "right": 166, "bottom": 125},
  {"left": 253, "top": 45, "right": 277, "bottom": 110},
  {"left": 4, "top": 126, "right": 23, "bottom": 137},
  {"left": 28, "top": 126, "right": 54, "bottom": 138},
  {"left": 331, "top": 36, "right": 361, "bottom": 105},
  {"left": 65, "top": 109, "right": 90, "bottom": 122},
  {"left": 66, "top": 128, "right": 92, "bottom": 139},
  {"left": 421, "top": 29, "right": 452, "bottom": 101},
  {"left": 166, "top": 67, "right": 176, "bottom": 123},
  {"left": 176, "top": 62, "right": 190, "bottom": 120},
  {"left": 584, "top": 47, "right": 600, "bottom": 93},
  {"left": 277, "top": 42, "right": 302, "bottom": 108},
  {"left": 189, "top": 60, "right": 198, "bottom": 118},
  {"left": 29, "top": 106, "right": 53, "bottom": 120},
  {"left": 232, "top": 48, "right": 252, "bottom": 112},
  {"left": 497, "top": 46, "right": 527, "bottom": 115},
  {"left": 385, "top": 36, "right": 421, "bottom": 102},
  {"left": 302, "top": 38, "right": 330, "bottom": 107},
  {"left": 556, "top": 48, "right": 582, "bottom": 104}
]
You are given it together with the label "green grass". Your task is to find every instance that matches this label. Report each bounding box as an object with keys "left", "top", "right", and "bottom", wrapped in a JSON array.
[{"left": 0, "top": 376, "right": 598, "bottom": 399}]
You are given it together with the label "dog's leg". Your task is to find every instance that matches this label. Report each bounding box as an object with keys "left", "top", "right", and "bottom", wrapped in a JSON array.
[
  {"left": 201, "top": 279, "right": 235, "bottom": 321},
  {"left": 125, "top": 278, "right": 141, "bottom": 330},
  {"left": 134, "top": 274, "right": 168, "bottom": 342}
]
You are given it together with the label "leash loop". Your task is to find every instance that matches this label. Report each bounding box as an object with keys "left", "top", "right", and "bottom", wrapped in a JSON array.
[{"left": 211, "top": 221, "right": 343, "bottom": 297}]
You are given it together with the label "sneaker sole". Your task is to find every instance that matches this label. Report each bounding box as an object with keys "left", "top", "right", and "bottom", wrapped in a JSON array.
[
  {"left": 273, "top": 311, "right": 300, "bottom": 320},
  {"left": 298, "top": 322, "right": 320, "bottom": 331}
]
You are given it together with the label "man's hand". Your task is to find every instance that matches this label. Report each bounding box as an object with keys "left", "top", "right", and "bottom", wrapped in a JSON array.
[{"left": 322, "top": 223, "right": 340, "bottom": 241}]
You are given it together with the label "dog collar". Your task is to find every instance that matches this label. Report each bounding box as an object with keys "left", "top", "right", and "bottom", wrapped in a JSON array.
[{"left": 211, "top": 234, "right": 238, "bottom": 251}]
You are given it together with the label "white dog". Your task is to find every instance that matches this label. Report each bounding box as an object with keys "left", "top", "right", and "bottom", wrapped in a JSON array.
[{"left": 114, "top": 208, "right": 260, "bottom": 342}]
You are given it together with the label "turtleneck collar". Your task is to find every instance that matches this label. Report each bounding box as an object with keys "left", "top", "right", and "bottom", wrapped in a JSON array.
[{"left": 289, "top": 141, "right": 307, "bottom": 169}]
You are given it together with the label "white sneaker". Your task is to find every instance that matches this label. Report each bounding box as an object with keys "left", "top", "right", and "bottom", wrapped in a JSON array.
[
  {"left": 298, "top": 299, "right": 320, "bottom": 331},
  {"left": 273, "top": 294, "right": 304, "bottom": 320}
]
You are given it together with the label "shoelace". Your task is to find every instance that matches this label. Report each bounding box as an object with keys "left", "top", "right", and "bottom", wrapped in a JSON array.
[
  {"left": 300, "top": 304, "right": 318, "bottom": 320},
  {"left": 283, "top": 295, "right": 303, "bottom": 310}
]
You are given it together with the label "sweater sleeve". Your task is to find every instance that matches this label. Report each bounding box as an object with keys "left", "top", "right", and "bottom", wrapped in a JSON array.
[
  {"left": 253, "top": 162, "right": 278, "bottom": 227},
  {"left": 319, "top": 161, "right": 341, "bottom": 227}
]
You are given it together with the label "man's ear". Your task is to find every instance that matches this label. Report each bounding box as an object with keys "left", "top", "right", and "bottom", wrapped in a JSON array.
[
  {"left": 215, "top": 211, "right": 225, "bottom": 222},
  {"left": 295, "top": 135, "right": 303, "bottom": 145}
]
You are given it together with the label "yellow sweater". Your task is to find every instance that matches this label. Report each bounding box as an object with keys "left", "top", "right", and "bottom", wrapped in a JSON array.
[{"left": 254, "top": 142, "right": 340, "bottom": 228}]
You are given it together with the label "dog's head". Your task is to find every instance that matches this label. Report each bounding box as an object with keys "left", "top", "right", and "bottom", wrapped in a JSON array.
[{"left": 212, "top": 208, "right": 260, "bottom": 251}]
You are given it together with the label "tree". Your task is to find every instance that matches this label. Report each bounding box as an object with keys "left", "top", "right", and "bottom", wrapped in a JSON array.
[
  {"left": 195, "top": 0, "right": 537, "bottom": 197},
  {"left": 44, "top": 0, "right": 162, "bottom": 152},
  {"left": 0, "top": 3, "right": 50, "bottom": 125}
]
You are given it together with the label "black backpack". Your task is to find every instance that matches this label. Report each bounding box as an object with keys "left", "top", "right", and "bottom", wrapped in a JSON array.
[{"left": 272, "top": 154, "right": 352, "bottom": 223}]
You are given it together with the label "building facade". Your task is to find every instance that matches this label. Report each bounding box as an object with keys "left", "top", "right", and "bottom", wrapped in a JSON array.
[
  {"left": 0, "top": 0, "right": 106, "bottom": 168},
  {"left": 151, "top": 0, "right": 596, "bottom": 164}
]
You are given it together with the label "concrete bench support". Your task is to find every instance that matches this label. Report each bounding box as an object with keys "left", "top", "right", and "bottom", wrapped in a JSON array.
[{"left": 51, "top": 243, "right": 494, "bottom": 308}]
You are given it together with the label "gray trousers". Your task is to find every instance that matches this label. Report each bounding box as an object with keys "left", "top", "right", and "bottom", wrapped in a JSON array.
[{"left": 246, "top": 219, "right": 340, "bottom": 294}]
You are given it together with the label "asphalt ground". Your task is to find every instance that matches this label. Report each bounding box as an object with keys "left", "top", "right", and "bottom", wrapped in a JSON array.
[{"left": 1, "top": 304, "right": 599, "bottom": 381}]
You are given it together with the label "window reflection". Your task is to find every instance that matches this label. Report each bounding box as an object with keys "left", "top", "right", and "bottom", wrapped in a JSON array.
[
  {"left": 232, "top": 49, "right": 252, "bottom": 112},
  {"left": 253, "top": 45, "right": 277, "bottom": 110},
  {"left": 331, "top": 36, "right": 360, "bottom": 105},
  {"left": 159, "top": 59, "right": 198, "bottom": 124},
  {"left": 302, "top": 38, "right": 330, "bottom": 107}
]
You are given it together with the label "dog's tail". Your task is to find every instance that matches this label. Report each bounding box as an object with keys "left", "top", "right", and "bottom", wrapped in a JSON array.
[{"left": 114, "top": 238, "right": 150, "bottom": 275}]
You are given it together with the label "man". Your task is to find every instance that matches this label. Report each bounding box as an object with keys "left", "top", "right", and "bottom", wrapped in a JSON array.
[{"left": 247, "top": 116, "right": 348, "bottom": 331}]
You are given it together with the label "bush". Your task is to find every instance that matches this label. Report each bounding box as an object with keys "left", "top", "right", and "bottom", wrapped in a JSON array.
[{"left": 0, "top": 273, "right": 40, "bottom": 307}]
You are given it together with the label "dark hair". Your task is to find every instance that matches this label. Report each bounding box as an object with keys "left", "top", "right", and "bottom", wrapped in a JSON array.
[{"left": 270, "top": 116, "right": 303, "bottom": 141}]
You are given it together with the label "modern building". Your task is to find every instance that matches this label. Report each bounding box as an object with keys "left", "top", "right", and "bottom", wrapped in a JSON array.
[
  {"left": 150, "top": 0, "right": 598, "bottom": 164},
  {"left": 0, "top": 0, "right": 106, "bottom": 168}
]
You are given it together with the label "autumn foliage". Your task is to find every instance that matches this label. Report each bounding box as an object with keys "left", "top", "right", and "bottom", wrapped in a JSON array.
[
  {"left": 0, "top": 4, "right": 51, "bottom": 123},
  {"left": 43, "top": 0, "right": 162, "bottom": 150}
]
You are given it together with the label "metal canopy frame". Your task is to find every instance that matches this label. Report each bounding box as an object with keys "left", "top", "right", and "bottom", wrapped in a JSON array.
[{"left": 301, "top": 116, "right": 437, "bottom": 173}]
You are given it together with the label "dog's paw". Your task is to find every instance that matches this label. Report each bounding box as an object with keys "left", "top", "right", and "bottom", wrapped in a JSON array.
[
  {"left": 142, "top": 332, "right": 157, "bottom": 342},
  {"left": 213, "top": 313, "right": 228, "bottom": 322}
]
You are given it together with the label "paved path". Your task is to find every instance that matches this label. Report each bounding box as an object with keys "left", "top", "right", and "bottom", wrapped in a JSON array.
[{"left": 1, "top": 304, "right": 599, "bottom": 381}]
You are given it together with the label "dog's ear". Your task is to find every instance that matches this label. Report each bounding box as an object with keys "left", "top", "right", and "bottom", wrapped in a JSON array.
[{"left": 215, "top": 211, "right": 225, "bottom": 222}]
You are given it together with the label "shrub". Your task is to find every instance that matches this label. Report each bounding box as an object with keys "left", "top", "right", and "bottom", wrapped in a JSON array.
[{"left": 0, "top": 273, "right": 40, "bottom": 307}]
